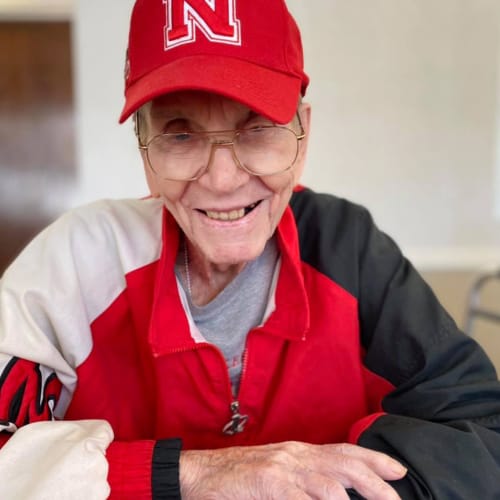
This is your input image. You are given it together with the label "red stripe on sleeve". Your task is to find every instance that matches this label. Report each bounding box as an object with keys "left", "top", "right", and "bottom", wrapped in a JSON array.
[{"left": 348, "top": 412, "right": 387, "bottom": 444}]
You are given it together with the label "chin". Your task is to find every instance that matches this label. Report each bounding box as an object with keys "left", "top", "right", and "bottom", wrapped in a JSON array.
[{"left": 210, "top": 241, "right": 266, "bottom": 266}]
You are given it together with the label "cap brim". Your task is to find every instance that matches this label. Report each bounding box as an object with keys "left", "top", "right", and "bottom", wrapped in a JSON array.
[{"left": 119, "top": 55, "right": 302, "bottom": 125}]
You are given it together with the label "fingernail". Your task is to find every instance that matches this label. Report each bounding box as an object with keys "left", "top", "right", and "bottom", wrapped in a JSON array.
[{"left": 392, "top": 463, "right": 407, "bottom": 475}]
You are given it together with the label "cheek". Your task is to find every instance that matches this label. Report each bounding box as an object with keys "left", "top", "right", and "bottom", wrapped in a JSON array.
[
  {"left": 159, "top": 184, "right": 190, "bottom": 212},
  {"left": 142, "top": 152, "right": 189, "bottom": 203},
  {"left": 263, "top": 171, "right": 296, "bottom": 199},
  {"left": 146, "top": 172, "right": 190, "bottom": 210},
  {"left": 263, "top": 172, "right": 296, "bottom": 221}
]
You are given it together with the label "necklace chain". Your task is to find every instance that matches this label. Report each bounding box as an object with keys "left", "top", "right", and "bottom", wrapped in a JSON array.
[{"left": 183, "top": 238, "right": 192, "bottom": 298}]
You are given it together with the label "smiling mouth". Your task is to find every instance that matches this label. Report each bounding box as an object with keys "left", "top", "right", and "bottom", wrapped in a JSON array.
[{"left": 198, "top": 201, "right": 262, "bottom": 221}]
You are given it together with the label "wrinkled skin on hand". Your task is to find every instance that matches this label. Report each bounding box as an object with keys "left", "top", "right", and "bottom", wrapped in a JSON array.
[{"left": 180, "top": 441, "right": 406, "bottom": 499}]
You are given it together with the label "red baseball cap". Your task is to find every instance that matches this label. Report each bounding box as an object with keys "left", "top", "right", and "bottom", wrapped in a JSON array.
[{"left": 119, "top": 0, "right": 309, "bottom": 124}]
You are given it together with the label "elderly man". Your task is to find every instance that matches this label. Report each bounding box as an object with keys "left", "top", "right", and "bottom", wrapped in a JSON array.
[{"left": 0, "top": 0, "right": 500, "bottom": 499}]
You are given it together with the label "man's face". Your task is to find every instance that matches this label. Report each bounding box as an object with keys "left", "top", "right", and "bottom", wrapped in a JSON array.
[{"left": 140, "top": 90, "right": 310, "bottom": 269}]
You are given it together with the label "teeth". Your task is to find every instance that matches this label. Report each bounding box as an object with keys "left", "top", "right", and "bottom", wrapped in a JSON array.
[
  {"left": 204, "top": 201, "right": 261, "bottom": 221},
  {"left": 206, "top": 208, "right": 246, "bottom": 221}
]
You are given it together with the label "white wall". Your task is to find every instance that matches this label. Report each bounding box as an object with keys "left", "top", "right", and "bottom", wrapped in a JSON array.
[
  {"left": 72, "top": 0, "right": 144, "bottom": 204},
  {"left": 288, "top": 0, "right": 500, "bottom": 269},
  {"left": 496, "top": 15, "right": 500, "bottom": 221},
  {"left": 72, "top": 0, "right": 500, "bottom": 270}
]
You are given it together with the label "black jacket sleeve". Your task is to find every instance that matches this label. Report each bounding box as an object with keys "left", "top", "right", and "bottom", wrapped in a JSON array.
[
  {"left": 356, "top": 201, "right": 500, "bottom": 499},
  {"left": 291, "top": 189, "right": 500, "bottom": 499}
]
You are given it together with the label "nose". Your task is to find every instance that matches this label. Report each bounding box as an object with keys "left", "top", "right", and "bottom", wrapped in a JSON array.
[{"left": 198, "top": 142, "right": 251, "bottom": 193}]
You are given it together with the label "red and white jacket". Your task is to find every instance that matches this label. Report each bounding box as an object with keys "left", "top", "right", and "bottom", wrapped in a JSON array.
[{"left": 1, "top": 187, "right": 500, "bottom": 499}]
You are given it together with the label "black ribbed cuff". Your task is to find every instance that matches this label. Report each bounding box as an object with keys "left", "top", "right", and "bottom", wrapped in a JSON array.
[{"left": 152, "top": 438, "right": 182, "bottom": 499}]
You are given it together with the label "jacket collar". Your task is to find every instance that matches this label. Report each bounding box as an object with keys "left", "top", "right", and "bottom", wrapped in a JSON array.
[{"left": 148, "top": 205, "right": 310, "bottom": 356}]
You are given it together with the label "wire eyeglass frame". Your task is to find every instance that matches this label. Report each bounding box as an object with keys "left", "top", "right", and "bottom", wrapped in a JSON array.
[{"left": 135, "top": 111, "right": 306, "bottom": 182}]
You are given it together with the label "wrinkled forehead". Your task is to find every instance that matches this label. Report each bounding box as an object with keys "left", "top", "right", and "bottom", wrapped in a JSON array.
[{"left": 143, "top": 90, "right": 261, "bottom": 124}]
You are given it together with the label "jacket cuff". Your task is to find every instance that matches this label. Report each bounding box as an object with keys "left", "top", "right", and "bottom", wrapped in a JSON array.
[
  {"left": 107, "top": 440, "right": 156, "bottom": 499},
  {"left": 152, "top": 439, "right": 182, "bottom": 499}
]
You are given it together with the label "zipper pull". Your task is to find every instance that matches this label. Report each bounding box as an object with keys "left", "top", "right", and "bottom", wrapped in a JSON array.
[{"left": 222, "top": 400, "right": 249, "bottom": 435}]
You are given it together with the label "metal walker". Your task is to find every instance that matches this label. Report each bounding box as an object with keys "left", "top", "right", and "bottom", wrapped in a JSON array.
[{"left": 464, "top": 269, "right": 500, "bottom": 336}]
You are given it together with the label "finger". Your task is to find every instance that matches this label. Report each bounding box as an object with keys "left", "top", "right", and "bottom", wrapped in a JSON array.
[
  {"left": 327, "top": 443, "right": 407, "bottom": 480},
  {"left": 349, "top": 465, "right": 402, "bottom": 500},
  {"left": 276, "top": 484, "right": 314, "bottom": 500},
  {"left": 297, "top": 470, "right": 349, "bottom": 500},
  {"left": 327, "top": 456, "right": 402, "bottom": 500}
]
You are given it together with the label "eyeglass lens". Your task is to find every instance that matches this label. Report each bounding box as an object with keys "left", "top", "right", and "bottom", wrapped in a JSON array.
[{"left": 146, "top": 127, "right": 300, "bottom": 180}]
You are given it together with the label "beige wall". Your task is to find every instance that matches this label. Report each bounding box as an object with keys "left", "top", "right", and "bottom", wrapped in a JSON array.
[
  {"left": 70, "top": 0, "right": 500, "bottom": 271},
  {"left": 288, "top": 0, "right": 500, "bottom": 270},
  {"left": 422, "top": 269, "right": 500, "bottom": 373}
]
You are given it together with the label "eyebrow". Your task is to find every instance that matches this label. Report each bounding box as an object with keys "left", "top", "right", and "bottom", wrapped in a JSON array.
[
  {"left": 149, "top": 108, "right": 268, "bottom": 128},
  {"left": 149, "top": 107, "right": 189, "bottom": 121}
]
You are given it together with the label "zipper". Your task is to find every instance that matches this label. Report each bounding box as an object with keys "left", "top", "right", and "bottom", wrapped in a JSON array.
[
  {"left": 154, "top": 340, "right": 252, "bottom": 435},
  {"left": 221, "top": 342, "right": 251, "bottom": 435},
  {"left": 222, "top": 400, "right": 249, "bottom": 435}
]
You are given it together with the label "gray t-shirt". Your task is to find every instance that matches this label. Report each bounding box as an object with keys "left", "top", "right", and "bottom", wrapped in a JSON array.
[{"left": 177, "top": 237, "right": 279, "bottom": 395}]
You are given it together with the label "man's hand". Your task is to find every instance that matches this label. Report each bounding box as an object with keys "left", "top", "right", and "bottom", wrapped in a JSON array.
[{"left": 180, "top": 441, "right": 406, "bottom": 499}]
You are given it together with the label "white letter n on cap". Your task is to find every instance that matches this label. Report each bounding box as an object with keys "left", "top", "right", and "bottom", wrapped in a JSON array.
[{"left": 164, "top": 0, "right": 241, "bottom": 50}]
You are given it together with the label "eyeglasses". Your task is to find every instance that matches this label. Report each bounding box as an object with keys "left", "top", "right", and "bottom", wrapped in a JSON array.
[{"left": 136, "top": 114, "right": 306, "bottom": 181}]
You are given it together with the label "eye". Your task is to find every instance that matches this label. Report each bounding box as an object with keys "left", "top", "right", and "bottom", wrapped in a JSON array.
[
  {"left": 238, "top": 126, "right": 279, "bottom": 149},
  {"left": 159, "top": 119, "right": 198, "bottom": 145},
  {"left": 244, "top": 118, "right": 274, "bottom": 129},
  {"left": 243, "top": 127, "right": 264, "bottom": 137},
  {"left": 160, "top": 132, "right": 199, "bottom": 152},
  {"left": 242, "top": 125, "right": 276, "bottom": 140},
  {"left": 171, "top": 132, "right": 192, "bottom": 142}
]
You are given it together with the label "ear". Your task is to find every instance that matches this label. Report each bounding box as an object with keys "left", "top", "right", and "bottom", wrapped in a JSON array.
[{"left": 293, "top": 101, "right": 311, "bottom": 184}]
